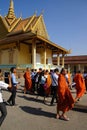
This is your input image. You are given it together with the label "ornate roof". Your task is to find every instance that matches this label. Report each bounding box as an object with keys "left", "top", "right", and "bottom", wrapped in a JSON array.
[
  {"left": 0, "top": 0, "right": 70, "bottom": 55},
  {"left": 0, "top": 0, "right": 49, "bottom": 39}
]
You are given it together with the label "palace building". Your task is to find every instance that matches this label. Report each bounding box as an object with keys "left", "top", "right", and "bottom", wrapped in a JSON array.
[
  {"left": 0, "top": 0, "right": 70, "bottom": 70},
  {"left": 53, "top": 55, "right": 87, "bottom": 73}
]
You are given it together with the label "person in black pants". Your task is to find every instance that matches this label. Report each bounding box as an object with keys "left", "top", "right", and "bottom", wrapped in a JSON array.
[
  {"left": 0, "top": 102, "right": 7, "bottom": 126},
  {"left": 7, "top": 67, "right": 19, "bottom": 106},
  {"left": 50, "top": 68, "right": 59, "bottom": 105},
  {"left": 7, "top": 87, "right": 17, "bottom": 106}
]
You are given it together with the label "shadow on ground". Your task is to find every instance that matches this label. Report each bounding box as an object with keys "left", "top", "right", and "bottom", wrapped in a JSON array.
[
  {"left": 20, "top": 106, "right": 56, "bottom": 118},
  {"left": 72, "top": 103, "right": 87, "bottom": 113},
  {"left": 17, "top": 95, "right": 45, "bottom": 104}
]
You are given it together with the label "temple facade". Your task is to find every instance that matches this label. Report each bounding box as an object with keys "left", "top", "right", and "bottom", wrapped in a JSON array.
[{"left": 0, "top": 0, "right": 70, "bottom": 70}]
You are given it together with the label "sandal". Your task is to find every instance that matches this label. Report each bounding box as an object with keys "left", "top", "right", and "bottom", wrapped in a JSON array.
[{"left": 59, "top": 115, "right": 70, "bottom": 121}]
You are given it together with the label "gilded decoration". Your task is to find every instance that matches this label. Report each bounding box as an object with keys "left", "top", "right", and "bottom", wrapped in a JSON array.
[{"left": 0, "top": 0, "right": 70, "bottom": 70}]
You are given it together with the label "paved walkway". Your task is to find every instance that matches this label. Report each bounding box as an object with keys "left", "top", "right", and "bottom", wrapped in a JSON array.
[{"left": 0, "top": 81, "right": 87, "bottom": 130}]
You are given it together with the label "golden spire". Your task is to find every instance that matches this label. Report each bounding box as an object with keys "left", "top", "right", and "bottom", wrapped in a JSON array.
[{"left": 7, "top": 0, "right": 16, "bottom": 19}]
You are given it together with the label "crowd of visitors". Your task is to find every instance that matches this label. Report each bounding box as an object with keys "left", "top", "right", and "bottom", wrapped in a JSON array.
[
  {"left": 22, "top": 67, "right": 87, "bottom": 120},
  {"left": 0, "top": 66, "right": 87, "bottom": 126}
]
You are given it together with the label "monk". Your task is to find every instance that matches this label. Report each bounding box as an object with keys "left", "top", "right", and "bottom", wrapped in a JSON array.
[
  {"left": 44, "top": 70, "right": 52, "bottom": 102},
  {"left": 74, "top": 70, "right": 86, "bottom": 101},
  {"left": 56, "top": 68, "right": 75, "bottom": 121},
  {"left": 23, "top": 68, "right": 32, "bottom": 94}
]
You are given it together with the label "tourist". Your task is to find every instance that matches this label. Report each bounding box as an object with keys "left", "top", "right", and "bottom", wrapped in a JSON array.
[
  {"left": 7, "top": 67, "right": 19, "bottom": 106},
  {"left": 84, "top": 75, "right": 87, "bottom": 93},
  {"left": 50, "top": 68, "right": 59, "bottom": 105},
  {"left": 35, "top": 68, "right": 43, "bottom": 92},
  {"left": 37, "top": 70, "right": 46, "bottom": 97},
  {"left": 83, "top": 70, "right": 87, "bottom": 93},
  {"left": 31, "top": 69, "right": 37, "bottom": 93}
]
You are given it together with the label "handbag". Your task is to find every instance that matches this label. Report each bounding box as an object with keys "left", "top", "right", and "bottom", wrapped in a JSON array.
[{"left": 43, "top": 83, "right": 48, "bottom": 90}]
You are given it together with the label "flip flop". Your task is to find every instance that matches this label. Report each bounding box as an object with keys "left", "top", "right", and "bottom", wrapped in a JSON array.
[{"left": 59, "top": 115, "right": 70, "bottom": 121}]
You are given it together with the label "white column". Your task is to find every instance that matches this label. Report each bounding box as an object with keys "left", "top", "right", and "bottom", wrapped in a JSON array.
[
  {"left": 32, "top": 39, "right": 36, "bottom": 69},
  {"left": 68, "top": 64, "right": 70, "bottom": 72},
  {"left": 78, "top": 64, "right": 81, "bottom": 71},
  {"left": 44, "top": 45, "right": 46, "bottom": 69},
  {"left": 57, "top": 54, "right": 60, "bottom": 66},
  {"left": 62, "top": 54, "right": 65, "bottom": 67}
]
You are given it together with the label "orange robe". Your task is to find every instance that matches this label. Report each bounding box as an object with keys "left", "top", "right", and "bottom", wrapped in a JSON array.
[
  {"left": 68, "top": 73, "right": 71, "bottom": 85},
  {"left": 45, "top": 74, "right": 52, "bottom": 96},
  {"left": 24, "top": 71, "right": 32, "bottom": 90},
  {"left": 57, "top": 74, "right": 74, "bottom": 113},
  {"left": 74, "top": 73, "right": 86, "bottom": 98}
]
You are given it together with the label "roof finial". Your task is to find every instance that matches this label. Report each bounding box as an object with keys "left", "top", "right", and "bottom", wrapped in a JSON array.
[
  {"left": 41, "top": 9, "right": 44, "bottom": 15},
  {"left": 34, "top": 10, "right": 37, "bottom": 16},
  {"left": 20, "top": 12, "right": 22, "bottom": 18},
  {"left": 7, "top": 0, "right": 16, "bottom": 19}
]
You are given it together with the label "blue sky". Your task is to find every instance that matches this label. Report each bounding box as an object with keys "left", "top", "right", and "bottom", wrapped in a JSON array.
[{"left": 0, "top": 0, "right": 87, "bottom": 56}]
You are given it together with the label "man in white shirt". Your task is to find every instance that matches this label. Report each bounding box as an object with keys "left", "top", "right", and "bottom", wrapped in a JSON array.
[
  {"left": 50, "top": 68, "right": 59, "bottom": 105},
  {"left": 7, "top": 67, "right": 19, "bottom": 106},
  {"left": 0, "top": 81, "right": 11, "bottom": 126}
]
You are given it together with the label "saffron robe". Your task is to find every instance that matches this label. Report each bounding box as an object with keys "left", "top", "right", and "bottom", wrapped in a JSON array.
[
  {"left": 45, "top": 74, "right": 52, "bottom": 96},
  {"left": 57, "top": 74, "right": 74, "bottom": 113},
  {"left": 24, "top": 71, "right": 32, "bottom": 90},
  {"left": 74, "top": 73, "right": 86, "bottom": 98}
]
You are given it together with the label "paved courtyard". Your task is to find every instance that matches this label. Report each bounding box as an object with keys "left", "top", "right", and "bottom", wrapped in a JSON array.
[{"left": 0, "top": 78, "right": 87, "bottom": 130}]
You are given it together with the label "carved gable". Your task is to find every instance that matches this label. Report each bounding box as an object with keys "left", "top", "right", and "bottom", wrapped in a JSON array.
[
  {"left": 33, "top": 16, "right": 49, "bottom": 39},
  {"left": 0, "top": 17, "right": 8, "bottom": 39}
]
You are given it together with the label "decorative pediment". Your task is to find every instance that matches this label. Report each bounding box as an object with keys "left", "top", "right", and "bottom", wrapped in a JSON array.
[
  {"left": 32, "top": 15, "right": 49, "bottom": 39},
  {"left": 5, "top": 16, "right": 16, "bottom": 26}
]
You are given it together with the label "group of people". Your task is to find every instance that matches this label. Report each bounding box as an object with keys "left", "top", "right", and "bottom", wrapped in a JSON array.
[
  {"left": 23, "top": 67, "right": 86, "bottom": 121},
  {"left": 0, "top": 66, "right": 87, "bottom": 126}
]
